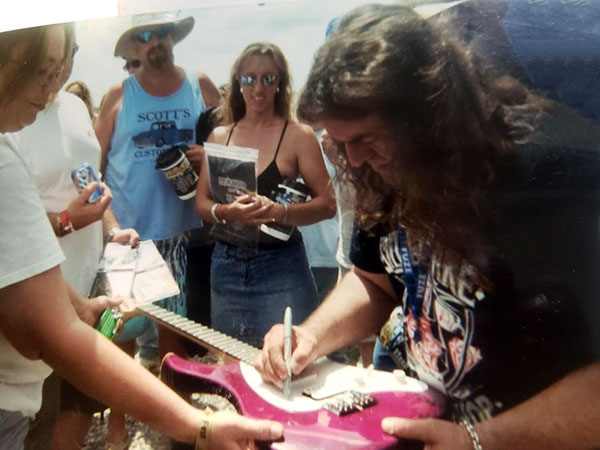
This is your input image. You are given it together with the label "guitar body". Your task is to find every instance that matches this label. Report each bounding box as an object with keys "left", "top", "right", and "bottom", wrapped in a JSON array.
[{"left": 162, "top": 354, "right": 445, "bottom": 449}]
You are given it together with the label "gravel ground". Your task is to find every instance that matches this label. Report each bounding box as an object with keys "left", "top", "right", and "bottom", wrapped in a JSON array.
[
  {"left": 82, "top": 413, "right": 170, "bottom": 450},
  {"left": 82, "top": 352, "right": 234, "bottom": 450}
]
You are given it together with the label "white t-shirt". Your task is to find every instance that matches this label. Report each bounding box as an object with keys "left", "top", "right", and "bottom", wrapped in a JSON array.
[
  {"left": 0, "top": 135, "right": 64, "bottom": 417},
  {"left": 6, "top": 91, "right": 103, "bottom": 296}
]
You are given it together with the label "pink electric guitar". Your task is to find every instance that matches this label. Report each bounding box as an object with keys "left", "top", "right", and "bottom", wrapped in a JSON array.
[{"left": 138, "top": 303, "right": 445, "bottom": 449}]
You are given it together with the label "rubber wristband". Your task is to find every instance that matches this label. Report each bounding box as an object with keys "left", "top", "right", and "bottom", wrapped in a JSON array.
[
  {"left": 195, "top": 418, "right": 211, "bottom": 450},
  {"left": 58, "top": 210, "right": 73, "bottom": 236}
]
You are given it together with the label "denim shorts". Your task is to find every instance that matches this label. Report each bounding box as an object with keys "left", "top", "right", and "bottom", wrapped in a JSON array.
[{"left": 211, "top": 240, "right": 319, "bottom": 348}]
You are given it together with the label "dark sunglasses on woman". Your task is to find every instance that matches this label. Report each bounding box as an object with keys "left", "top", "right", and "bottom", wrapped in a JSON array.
[
  {"left": 134, "top": 24, "right": 173, "bottom": 44},
  {"left": 240, "top": 74, "right": 278, "bottom": 87}
]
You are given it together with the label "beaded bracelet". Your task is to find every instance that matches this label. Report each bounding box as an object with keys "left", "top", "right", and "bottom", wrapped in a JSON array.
[
  {"left": 195, "top": 418, "right": 211, "bottom": 450},
  {"left": 461, "top": 419, "right": 483, "bottom": 450}
]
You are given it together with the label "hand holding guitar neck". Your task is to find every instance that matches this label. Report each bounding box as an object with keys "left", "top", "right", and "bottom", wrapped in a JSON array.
[{"left": 283, "top": 306, "right": 292, "bottom": 399}]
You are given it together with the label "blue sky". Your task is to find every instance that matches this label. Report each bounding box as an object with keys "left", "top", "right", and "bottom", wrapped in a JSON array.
[{"left": 68, "top": 0, "right": 385, "bottom": 107}]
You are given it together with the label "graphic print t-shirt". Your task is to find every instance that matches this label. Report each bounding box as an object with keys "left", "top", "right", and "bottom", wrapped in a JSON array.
[
  {"left": 351, "top": 107, "right": 600, "bottom": 423},
  {"left": 105, "top": 72, "right": 204, "bottom": 240}
]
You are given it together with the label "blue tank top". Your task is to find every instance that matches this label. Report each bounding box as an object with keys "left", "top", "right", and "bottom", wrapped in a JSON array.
[{"left": 106, "top": 72, "right": 205, "bottom": 240}]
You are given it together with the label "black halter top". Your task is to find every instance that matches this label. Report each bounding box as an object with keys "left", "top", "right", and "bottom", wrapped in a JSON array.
[{"left": 225, "top": 120, "right": 301, "bottom": 246}]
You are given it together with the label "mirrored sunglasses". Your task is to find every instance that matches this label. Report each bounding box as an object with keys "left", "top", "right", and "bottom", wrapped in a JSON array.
[
  {"left": 240, "top": 74, "right": 279, "bottom": 87},
  {"left": 134, "top": 24, "right": 173, "bottom": 44}
]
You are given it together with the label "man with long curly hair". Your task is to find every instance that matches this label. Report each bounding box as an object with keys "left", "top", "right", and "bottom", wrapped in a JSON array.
[{"left": 256, "top": 4, "right": 600, "bottom": 449}]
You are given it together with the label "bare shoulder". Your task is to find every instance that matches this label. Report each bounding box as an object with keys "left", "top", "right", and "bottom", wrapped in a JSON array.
[
  {"left": 100, "top": 82, "right": 125, "bottom": 114},
  {"left": 197, "top": 72, "right": 221, "bottom": 108},
  {"left": 197, "top": 71, "right": 215, "bottom": 85},
  {"left": 286, "top": 120, "right": 319, "bottom": 147},
  {"left": 208, "top": 125, "right": 232, "bottom": 145}
]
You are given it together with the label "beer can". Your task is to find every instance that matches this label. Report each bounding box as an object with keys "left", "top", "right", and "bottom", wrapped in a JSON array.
[{"left": 71, "top": 162, "right": 103, "bottom": 203}]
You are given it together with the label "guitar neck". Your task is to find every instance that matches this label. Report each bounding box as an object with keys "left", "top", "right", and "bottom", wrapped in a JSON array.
[{"left": 136, "top": 303, "right": 259, "bottom": 365}]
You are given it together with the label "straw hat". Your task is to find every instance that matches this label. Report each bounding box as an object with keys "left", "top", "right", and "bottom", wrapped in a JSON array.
[{"left": 114, "top": 11, "right": 194, "bottom": 59}]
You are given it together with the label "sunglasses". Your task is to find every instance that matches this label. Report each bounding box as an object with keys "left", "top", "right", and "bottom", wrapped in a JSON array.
[
  {"left": 71, "top": 43, "right": 79, "bottom": 58},
  {"left": 134, "top": 24, "right": 172, "bottom": 44},
  {"left": 240, "top": 74, "right": 279, "bottom": 87},
  {"left": 124, "top": 59, "right": 141, "bottom": 71}
]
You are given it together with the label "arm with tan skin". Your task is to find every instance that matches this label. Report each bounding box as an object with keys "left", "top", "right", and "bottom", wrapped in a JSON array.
[
  {"left": 94, "top": 83, "right": 123, "bottom": 173},
  {"left": 46, "top": 181, "right": 138, "bottom": 247},
  {"left": 186, "top": 73, "right": 223, "bottom": 172},
  {"left": 262, "top": 122, "right": 337, "bottom": 226},
  {"left": 101, "top": 203, "right": 140, "bottom": 247},
  {"left": 195, "top": 127, "right": 275, "bottom": 224},
  {"left": 384, "top": 363, "right": 600, "bottom": 450},
  {"left": 47, "top": 181, "right": 111, "bottom": 234},
  {"left": 198, "top": 72, "right": 221, "bottom": 109},
  {"left": 0, "top": 266, "right": 283, "bottom": 448},
  {"left": 255, "top": 267, "right": 397, "bottom": 386}
]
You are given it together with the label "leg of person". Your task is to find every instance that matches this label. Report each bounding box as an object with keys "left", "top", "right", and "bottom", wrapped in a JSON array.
[
  {"left": 0, "top": 409, "right": 30, "bottom": 450},
  {"left": 186, "top": 230, "right": 213, "bottom": 327},
  {"left": 25, "top": 372, "right": 60, "bottom": 450},
  {"left": 51, "top": 376, "right": 105, "bottom": 450},
  {"left": 135, "top": 320, "right": 159, "bottom": 372},
  {"left": 155, "top": 233, "right": 190, "bottom": 359},
  {"left": 184, "top": 232, "right": 214, "bottom": 357}
]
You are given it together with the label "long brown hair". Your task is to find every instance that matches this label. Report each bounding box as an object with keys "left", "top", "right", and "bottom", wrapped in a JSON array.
[
  {"left": 297, "top": 4, "right": 544, "bottom": 284},
  {"left": 222, "top": 42, "right": 293, "bottom": 124},
  {"left": 65, "top": 80, "right": 95, "bottom": 120},
  {"left": 0, "top": 26, "right": 48, "bottom": 105}
]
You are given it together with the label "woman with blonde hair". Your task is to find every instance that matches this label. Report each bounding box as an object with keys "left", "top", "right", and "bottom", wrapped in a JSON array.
[
  {"left": 65, "top": 79, "right": 95, "bottom": 122},
  {"left": 196, "top": 42, "right": 336, "bottom": 347}
]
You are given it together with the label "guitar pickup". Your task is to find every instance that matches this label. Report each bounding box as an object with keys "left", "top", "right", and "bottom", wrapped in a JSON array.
[{"left": 322, "top": 390, "right": 377, "bottom": 416}]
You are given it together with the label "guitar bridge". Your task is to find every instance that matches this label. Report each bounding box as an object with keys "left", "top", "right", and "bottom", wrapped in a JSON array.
[{"left": 322, "top": 390, "right": 377, "bottom": 416}]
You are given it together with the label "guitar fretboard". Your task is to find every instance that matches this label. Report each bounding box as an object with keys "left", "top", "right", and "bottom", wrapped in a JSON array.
[{"left": 137, "top": 303, "right": 260, "bottom": 365}]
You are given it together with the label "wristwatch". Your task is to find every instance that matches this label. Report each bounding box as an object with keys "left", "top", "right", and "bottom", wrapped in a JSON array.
[{"left": 104, "top": 226, "right": 120, "bottom": 243}]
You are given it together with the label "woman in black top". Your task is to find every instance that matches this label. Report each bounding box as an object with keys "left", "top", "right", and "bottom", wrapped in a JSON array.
[{"left": 195, "top": 42, "right": 336, "bottom": 347}]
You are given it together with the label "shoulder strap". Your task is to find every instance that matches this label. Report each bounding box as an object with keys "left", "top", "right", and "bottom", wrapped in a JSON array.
[
  {"left": 225, "top": 122, "right": 238, "bottom": 146},
  {"left": 273, "top": 120, "right": 289, "bottom": 160}
]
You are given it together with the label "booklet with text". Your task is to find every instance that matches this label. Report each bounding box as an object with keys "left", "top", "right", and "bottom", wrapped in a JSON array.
[{"left": 90, "top": 240, "right": 179, "bottom": 305}]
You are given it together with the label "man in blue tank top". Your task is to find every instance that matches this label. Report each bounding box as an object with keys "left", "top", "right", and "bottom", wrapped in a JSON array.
[
  {"left": 95, "top": 12, "right": 220, "bottom": 356},
  {"left": 95, "top": 12, "right": 221, "bottom": 446}
]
